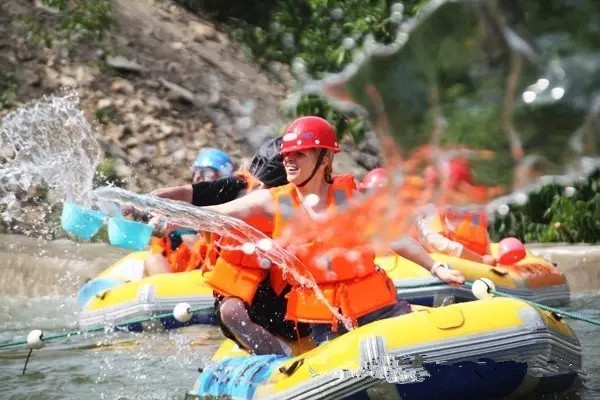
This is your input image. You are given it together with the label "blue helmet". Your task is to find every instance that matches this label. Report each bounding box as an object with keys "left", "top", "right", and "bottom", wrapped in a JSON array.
[{"left": 193, "top": 148, "right": 234, "bottom": 176}]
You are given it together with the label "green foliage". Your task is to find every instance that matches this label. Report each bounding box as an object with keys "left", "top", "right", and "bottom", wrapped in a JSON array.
[
  {"left": 19, "top": 0, "right": 113, "bottom": 48},
  {"left": 58, "top": 0, "right": 113, "bottom": 43},
  {"left": 489, "top": 169, "right": 600, "bottom": 243},
  {"left": 175, "top": 0, "right": 278, "bottom": 26},
  {"left": 228, "top": 0, "right": 426, "bottom": 140},
  {"left": 95, "top": 106, "right": 116, "bottom": 124},
  {"left": 0, "top": 71, "right": 17, "bottom": 110},
  {"left": 292, "top": 95, "right": 367, "bottom": 142}
]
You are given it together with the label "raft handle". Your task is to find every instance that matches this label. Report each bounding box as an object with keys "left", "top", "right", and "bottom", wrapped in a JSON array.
[
  {"left": 279, "top": 358, "right": 304, "bottom": 376},
  {"left": 96, "top": 290, "right": 109, "bottom": 300},
  {"left": 490, "top": 267, "right": 508, "bottom": 276},
  {"left": 551, "top": 312, "right": 563, "bottom": 322}
]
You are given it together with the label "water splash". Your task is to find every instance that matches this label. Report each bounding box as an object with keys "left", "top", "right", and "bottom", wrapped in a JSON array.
[
  {"left": 92, "top": 186, "right": 356, "bottom": 331},
  {"left": 312, "top": 0, "right": 597, "bottom": 186},
  {"left": 0, "top": 90, "right": 101, "bottom": 205},
  {"left": 0, "top": 91, "right": 355, "bottom": 330},
  {"left": 282, "top": 0, "right": 600, "bottom": 249}
]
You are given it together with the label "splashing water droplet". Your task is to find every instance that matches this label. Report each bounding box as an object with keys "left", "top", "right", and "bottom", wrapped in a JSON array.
[
  {"left": 259, "top": 258, "right": 272, "bottom": 269},
  {"left": 513, "top": 192, "right": 529, "bottom": 206},
  {"left": 498, "top": 204, "right": 510, "bottom": 216},
  {"left": 564, "top": 186, "right": 576, "bottom": 197},
  {"left": 342, "top": 37, "right": 356, "bottom": 50},
  {"left": 292, "top": 57, "right": 307, "bottom": 76},
  {"left": 391, "top": 2, "right": 404, "bottom": 15},
  {"left": 551, "top": 87, "right": 565, "bottom": 100},
  {"left": 257, "top": 238, "right": 273, "bottom": 251},
  {"left": 241, "top": 242, "right": 256, "bottom": 255},
  {"left": 536, "top": 78, "right": 550, "bottom": 91},
  {"left": 346, "top": 250, "right": 361, "bottom": 261},
  {"left": 330, "top": 8, "right": 344, "bottom": 21},
  {"left": 0, "top": 91, "right": 100, "bottom": 205},
  {"left": 303, "top": 194, "right": 320, "bottom": 208},
  {"left": 390, "top": 11, "right": 403, "bottom": 24},
  {"left": 523, "top": 91, "right": 537, "bottom": 103}
]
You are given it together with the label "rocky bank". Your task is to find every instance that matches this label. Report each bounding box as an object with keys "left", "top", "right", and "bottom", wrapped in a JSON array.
[{"left": 0, "top": 0, "right": 379, "bottom": 236}]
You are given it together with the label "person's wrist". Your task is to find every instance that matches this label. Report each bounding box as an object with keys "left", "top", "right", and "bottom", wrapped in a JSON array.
[{"left": 430, "top": 262, "right": 450, "bottom": 277}]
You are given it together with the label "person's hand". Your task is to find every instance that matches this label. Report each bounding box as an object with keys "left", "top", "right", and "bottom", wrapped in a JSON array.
[
  {"left": 121, "top": 204, "right": 152, "bottom": 222},
  {"left": 482, "top": 255, "right": 497, "bottom": 266},
  {"left": 433, "top": 265, "right": 466, "bottom": 285},
  {"left": 121, "top": 204, "right": 138, "bottom": 216},
  {"left": 149, "top": 216, "right": 168, "bottom": 237}
]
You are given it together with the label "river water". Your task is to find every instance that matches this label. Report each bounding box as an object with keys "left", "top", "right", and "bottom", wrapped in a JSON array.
[{"left": 0, "top": 235, "right": 599, "bottom": 400}]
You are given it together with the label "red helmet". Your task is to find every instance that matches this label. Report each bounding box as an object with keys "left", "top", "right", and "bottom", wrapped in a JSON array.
[
  {"left": 359, "top": 168, "right": 387, "bottom": 191},
  {"left": 280, "top": 116, "right": 340, "bottom": 155},
  {"left": 443, "top": 158, "right": 473, "bottom": 189}
]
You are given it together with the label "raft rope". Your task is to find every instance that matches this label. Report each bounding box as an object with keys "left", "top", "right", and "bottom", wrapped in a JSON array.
[
  {"left": 0, "top": 304, "right": 214, "bottom": 350},
  {"left": 462, "top": 281, "right": 600, "bottom": 326},
  {"left": 1, "top": 282, "right": 599, "bottom": 352}
]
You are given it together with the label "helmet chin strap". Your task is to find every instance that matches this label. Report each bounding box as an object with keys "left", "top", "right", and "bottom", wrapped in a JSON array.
[{"left": 297, "top": 149, "right": 327, "bottom": 188}]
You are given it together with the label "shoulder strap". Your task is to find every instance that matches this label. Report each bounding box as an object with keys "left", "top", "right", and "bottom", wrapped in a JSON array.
[
  {"left": 270, "top": 183, "right": 299, "bottom": 238},
  {"left": 327, "top": 174, "right": 357, "bottom": 208}
]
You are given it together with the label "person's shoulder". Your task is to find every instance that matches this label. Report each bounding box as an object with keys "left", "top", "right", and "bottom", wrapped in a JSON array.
[
  {"left": 268, "top": 183, "right": 295, "bottom": 198},
  {"left": 242, "top": 187, "right": 273, "bottom": 203}
]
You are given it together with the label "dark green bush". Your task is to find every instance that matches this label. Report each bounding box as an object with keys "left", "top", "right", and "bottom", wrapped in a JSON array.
[{"left": 489, "top": 169, "right": 600, "bottom": 243}]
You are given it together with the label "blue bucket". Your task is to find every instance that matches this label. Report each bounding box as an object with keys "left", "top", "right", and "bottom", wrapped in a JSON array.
[
  {"left": 107, "top": 217, "right": 154, "bottom": 251},
  {"left": 76, "top": 277, "right": 125, "bottom": 309},
  {"left": 61, "top": 202, "right": 106, "bottom": 240}
]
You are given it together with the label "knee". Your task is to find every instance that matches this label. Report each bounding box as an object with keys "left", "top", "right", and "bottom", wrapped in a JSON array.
[{"left": 219, "top": 298, "right": 248, "bottom": 326}]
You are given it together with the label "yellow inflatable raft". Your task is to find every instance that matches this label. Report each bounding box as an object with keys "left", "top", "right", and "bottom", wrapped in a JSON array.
[
  {"left": 186, "top": 298, "right": 581, "bottom": 400},
  {"left": 76, "top": 244, "right": 569, "bottom": 330},
  {"left": 76, "top": 251, "right": 216, "bottom": 330},
  {"left": 379, "top": 243, "right": 570, "bottom": 307}
]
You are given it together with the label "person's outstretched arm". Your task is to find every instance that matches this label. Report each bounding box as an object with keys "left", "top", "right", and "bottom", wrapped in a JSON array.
[
  {"left": 152, "top": 185, "right": 193, "bottom": 203},
  {"left": 151, "top": 176, "right": 248, "bottom": 206},
  {"left": 390, "top": 236, "right": 465, "bottom": 285},
  {"left": 203, "top": 188, "right": 273, "bottom": 220}
]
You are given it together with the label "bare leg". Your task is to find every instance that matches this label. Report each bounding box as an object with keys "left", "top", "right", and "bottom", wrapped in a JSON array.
[
  {"left": 144, "top": 254, "right": 171, "bottom": 276},
  {"left": 219, "top": 297, "right": 290, "bottom": 356}
]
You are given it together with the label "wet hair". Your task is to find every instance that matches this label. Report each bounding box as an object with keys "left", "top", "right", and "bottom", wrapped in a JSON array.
[{"left": 248, "top": 137, "right": 288, "bottom": 188}]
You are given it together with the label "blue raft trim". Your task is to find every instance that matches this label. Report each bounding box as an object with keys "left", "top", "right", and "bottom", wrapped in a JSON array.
[{"left": 194, "top": 355, "right": 290, "bottom": 399}]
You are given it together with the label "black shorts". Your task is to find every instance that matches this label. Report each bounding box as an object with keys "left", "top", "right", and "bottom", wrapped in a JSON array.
[{"left": 214, "top": 279, "right": 311, "bottom": 344}]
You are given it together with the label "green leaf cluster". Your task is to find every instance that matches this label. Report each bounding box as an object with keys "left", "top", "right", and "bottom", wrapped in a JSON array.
[
  {"left": 228, "top": 0, "right": 427, "bottom": 140},
  {"left": 489, "top": 169, "right": 600, "bottom": 243}
]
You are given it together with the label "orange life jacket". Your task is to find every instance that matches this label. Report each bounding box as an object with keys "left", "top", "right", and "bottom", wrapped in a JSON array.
[
  {"left": 150, "top": 232, "right": 215, "bottom": 273},
  {"left": 270, "top": 174, "right": 397, "bottom": 327},
  {"left": 204, "top": 213, "right": 288, "bottom": 304},
  {"left": 428, "top": 209, "right": 490, "bottom": 256},
  {"left": 189, "top": 232, "right": 219, "bottom": 272}
]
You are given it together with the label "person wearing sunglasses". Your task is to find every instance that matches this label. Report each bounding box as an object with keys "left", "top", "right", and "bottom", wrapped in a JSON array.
[
  {"left": 191, "top": 148, "right": 234, "bottom": 183},
  {"left": 143, "top": 138, "right": 289, "bottom": 276}
]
